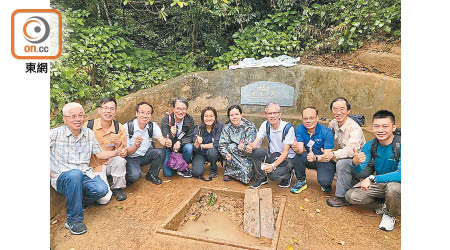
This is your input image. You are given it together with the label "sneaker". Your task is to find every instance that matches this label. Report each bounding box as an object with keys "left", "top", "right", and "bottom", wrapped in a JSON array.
[
  {"left": 223, "top": 175, "right": 231, "bottom": 181},
  {"left": 321, "top": 186, "right": 332, "bottom": 193},
  {"left": 82, "top": 203, "right": 88, "bottom": 211},
  {"left": 379, "top": 213, "right": 396, "bottom": 231},
  {"left": 290, "top": 180, "right": 307, "bottom": 194},
  {"left": 112, "top": 188, "right": 127, "bottom": 201},
  {"left": 65, "top": 221, "right": 87, "bottom": 235},
  {"left": 278, "top": 172, "right": 293, "bottom": 188},
  {"left": 327, "top": 197, "right": 351, "bottom": 207},
  {"left": 250, "top": 177, "right": 268, "bottom": 189},
  {"left": 209, "top": 169, "right": 218, "bottom": 179},
  {"left": 177, "top": 170, "right": 193, "bottom": 178},
  {"left": 374, "top": 203, "right": 386, "bottom": 215}
]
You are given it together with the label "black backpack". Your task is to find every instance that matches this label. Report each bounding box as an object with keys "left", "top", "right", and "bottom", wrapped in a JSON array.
[
  {"left": 87, "top": 119, "right": 119, "bottom": 134},
  {"left": 265, "top": 121, "right": 293, "bottom": 153},
  {"left": 349, "top": 114, "right": 365, "bottom": 126},
  {"left": 127, "top": 117, "right": 154, "bottom": 147},
  {"left": 368, "top": 128, "right": 401, "bottom": 168}
]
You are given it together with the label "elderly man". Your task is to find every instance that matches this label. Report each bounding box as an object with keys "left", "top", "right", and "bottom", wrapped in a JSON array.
[
  {"left": 325, "top": 97, "right": 367, "bottom": 207},
  {"left": 247, "top": 103, "right": 295, "bottom": 189},
  {"left": 290, "top": 107, "right": 335, "bottom": 194},
  {"left": 124, "top": 102, "right": 167, "bottom": 185},
  {"left": 50, "top": 102, "right": 119, "bottom": 235},
  {"left": 85, "top": 97, "right": 128, "bottom": 202},
  {"left": 345, "top": 110, "right": 401, "bottom": 231},
  {"left": 161, "top": 97, "right": 195, "bottom": 177}
]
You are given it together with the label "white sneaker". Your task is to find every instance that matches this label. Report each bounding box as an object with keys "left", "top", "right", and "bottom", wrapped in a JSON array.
[{"left": 379, "top": 213, "right": 395, "bottom": 231}]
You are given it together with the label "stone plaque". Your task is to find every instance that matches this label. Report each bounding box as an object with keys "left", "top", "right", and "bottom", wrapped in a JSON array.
[{"left": 240, "top": 81, "right": 294, "bottom": 106}]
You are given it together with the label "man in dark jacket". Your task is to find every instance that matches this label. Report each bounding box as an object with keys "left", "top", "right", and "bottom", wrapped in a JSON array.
[{"left": 161, "top": 97, "right": 195, "bottom": 177}]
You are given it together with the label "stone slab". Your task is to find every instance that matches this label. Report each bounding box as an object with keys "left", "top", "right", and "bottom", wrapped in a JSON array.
[
  {"left": 259, "top": 188, "right": 274, "bottom": 239},
  {"left": 240, "top": 81, "right": 294, "bottom": 106},
  {"left": 244, "top": 189, "right": 261, "bottom": 238}
]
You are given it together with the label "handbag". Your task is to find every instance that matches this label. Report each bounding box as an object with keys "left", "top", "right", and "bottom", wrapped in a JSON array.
[{"left": 166, "top": 152, "right": 188, "bottom": 171}]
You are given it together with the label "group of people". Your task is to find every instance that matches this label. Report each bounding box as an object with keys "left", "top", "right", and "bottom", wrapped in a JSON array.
[{"left": 50, "top": 96, "right": 401, "bottom": 235}]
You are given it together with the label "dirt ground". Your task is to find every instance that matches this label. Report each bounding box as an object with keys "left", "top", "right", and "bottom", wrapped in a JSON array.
[{"left": 50, "top": 164, "right": 401, "bottom": 250}]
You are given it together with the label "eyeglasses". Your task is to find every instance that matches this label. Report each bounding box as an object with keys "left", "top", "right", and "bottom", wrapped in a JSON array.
[
  {"left": 64, "top": 114, "right": 84, "bottom": 120},
  {"left": 174, "top": 107, "right": 187, "bottom": 112},
  {"left": 138, "top": 111, "right": 152, "bottom": 116},
  {"left": 101, "top": 106, "right": 116, "bottom": 111},
  {"left": 265, "top": 112, "right": 280, "bottom": 116},
  {"left": 302, "top": 116, "right": 317, "bottom": 121}
]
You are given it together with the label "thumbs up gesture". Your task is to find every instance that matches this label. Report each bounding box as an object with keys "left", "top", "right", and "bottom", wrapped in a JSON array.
[
  {"left": 165, "top": 134, "right": 172, "bottom": 148},
  {"left": 170, "top": 125, "right": 177, "bottom": 136},
  {"left": 306, "top": 147, "right": 316, "bottom": 162},
  {"left": 238, "top": 140, "right": 245, "bottom": 151},
  {"left": 352, "top": 148, "right": 366, "bottom": 165}
]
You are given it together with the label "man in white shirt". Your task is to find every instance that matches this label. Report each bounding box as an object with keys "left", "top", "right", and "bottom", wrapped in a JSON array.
[{"left": 247, "top": 103, "right": 295, "bottom": 189}]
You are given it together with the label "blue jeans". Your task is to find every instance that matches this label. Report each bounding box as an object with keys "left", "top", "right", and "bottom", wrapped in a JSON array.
[
  {"left": 163, "top": 143, "right": 194, "bottom": 177},
  {"left": 293, "top": 152, "right": 336, "bottom": 189},
  {"left": 56, "top": 169, "right": 108, "bottom": 222}
]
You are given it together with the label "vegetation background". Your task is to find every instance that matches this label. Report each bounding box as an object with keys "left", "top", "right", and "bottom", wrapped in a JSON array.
[{"left": 50, "top": 0, "right": 400, "bottom": 126}]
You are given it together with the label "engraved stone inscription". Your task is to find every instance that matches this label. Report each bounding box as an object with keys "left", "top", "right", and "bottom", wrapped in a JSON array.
[{"left": 240, "top": 81, "right": 294, "bottom": 106}]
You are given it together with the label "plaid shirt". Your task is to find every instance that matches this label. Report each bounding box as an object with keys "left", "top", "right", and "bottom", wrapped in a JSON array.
[{"left": 50, "top": 126, "right": 102, "bottom": 190}]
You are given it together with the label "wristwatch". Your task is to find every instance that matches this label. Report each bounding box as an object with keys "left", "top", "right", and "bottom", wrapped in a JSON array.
[{"left": 368, "top": 175, "right": 376, "bottom": 183}]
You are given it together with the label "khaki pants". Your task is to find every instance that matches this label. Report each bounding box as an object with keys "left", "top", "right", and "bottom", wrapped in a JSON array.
[
  {"left": 94, "top": 156, "right": 127, "bottom": 204},
  {"left": 345, "top": 182, "right": 401, "bottom": 217}
]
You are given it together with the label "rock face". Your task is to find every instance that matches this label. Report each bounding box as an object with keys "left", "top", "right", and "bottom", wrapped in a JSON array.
[{"left": 86, "top": 64, "right": 401, "bottom": 126}]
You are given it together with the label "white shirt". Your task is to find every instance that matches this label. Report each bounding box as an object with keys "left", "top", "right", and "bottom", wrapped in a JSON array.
[
  {"left": 125, "top": 119, "right": 162, "bottom": 157},
  {"left": 257, "top": 120, "right": 296, "bottom": 158}
]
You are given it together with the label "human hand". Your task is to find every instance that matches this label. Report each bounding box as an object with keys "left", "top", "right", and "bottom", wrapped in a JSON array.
[
  {"left": 245, "top": 144, "right": 253, "bottom": 154},
  {"left": 119, "top": 144, "right": 127, "bottom": 158},
  {"left": 50, "top": 170, "right": 54, "bottom": 178},
  {"left": 134, "top": 136, "right": 143, "bottom": 148},
  {"left": 238, "top": 141, "right": 245, "bottom": 151},
  {"left": 320, "top": 148, "right": 333, "bottom": 162},
  {"left": 165, "top": 135, "right": 172, "bottom": 148},
  {"left": 306, "top": 147, "right": 316, "bottom": 162},
  {"left": 352, "top": 148, "right": 366, "bottom": 165},
  {"left": 360, "top": 177, "right": 371, "bottom": 191},
  {"left": 196, "top": 136, "right": 203, "bottom": 144},
  {"left": 170, "top": 125, "right": 177, "bottom": 136},
  {"left": 264, "top": 163, "right": 275, "bottom": 174},
  {"left": 173, "top": 141, "right": 181, "bottom": 152},
  {"left": 226, "top": 154, "right": 232, "bottom": 161}
]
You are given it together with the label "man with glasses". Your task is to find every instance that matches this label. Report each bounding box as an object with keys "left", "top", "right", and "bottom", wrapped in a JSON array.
[
  {"left": 290, "top": 107, "right": 335, "bottom": 194},
  {"left": 161, "top": 97, "right": 195, "bottom": 177},
  {"left": 51, "top": 102, "right": 120, "bottom": 235},
  {"left": 85, "top": 97, "right": 128, "bottom": 202},
  {"left": 325, "top": 97, "right": 367, "bottom": 207},
  {"left": 124, "top": 102, "right": 167, "bottom": 185},
  {"left": 247, "top": 103, "right": 295, "bottom": 189}
]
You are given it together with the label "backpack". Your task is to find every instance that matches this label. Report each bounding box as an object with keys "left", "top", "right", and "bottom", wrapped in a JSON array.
[
  {"left": 349, "top": 114, "right": 365, "bottom": 127},
  {"left": 265, "top": 121, "right": 293, "bottom": 152},
  {"left": 368, "top": 128, "right": 401, "bottom": 168},
  {"left": 127, "top": 117, "right": 154, "bottom": 147},
  {"left": 87, "top": 119, "right": 119, "bottom": 134}
]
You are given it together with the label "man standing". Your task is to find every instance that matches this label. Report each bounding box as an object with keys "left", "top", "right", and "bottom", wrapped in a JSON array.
[
  {"left": 345, "top": 110, "right": 401, "bottom": 231},
  {"left": 290, "top": 107, "right": 335, "bottom": 194},
  {"left": 161, "top": 97, "right": 195, "bottom": 177},
  {"left": 85, "top": 97, "right": 128, "bottom": 202},
  {"left": 247, "top": 103, "right": 295, "bottom": 189},
  {"left": 50, "top": 102, "right": 119, "bottom": 235},
  {"left": 124, "top": 102, "right": 167, "bottom": 185},
  {"left": 325, "top": 97, "right": 367, "bottom": 207}
]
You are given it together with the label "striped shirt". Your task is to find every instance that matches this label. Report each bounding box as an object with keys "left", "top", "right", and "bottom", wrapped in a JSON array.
[{"left": 50, "top": 126, "right": 102, "bottom": 190}]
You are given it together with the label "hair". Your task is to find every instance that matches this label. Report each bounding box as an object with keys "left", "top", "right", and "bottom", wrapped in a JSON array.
[
  {"left": 172, "top": 97, "right": 189, "bottom": 109},
  {"left": 135, "top": 102, "right": 154, "bottom": 114},
  {"left": 199, "top": 106, "right": 218, "bottom": 131},
  {"left": 302, "top": 106, "right": 318, "bottom": 116},
  {"left": 99, "top": 97, "right": 117, "bottom": 107},
  {"left": 62, "top": 102, "right": 84, "bottom": 116},
  {"left": 329, "top": 97, "right": 351, "bottom": 111},
  {"left": 264, "top": 102, "right": 281, "bottom": 113},
  {"left": 227, "top": 104, "right": 242, "bottom": 118},
  {"left": 372, "top": 110, "right": 396, "bottom": 124}
]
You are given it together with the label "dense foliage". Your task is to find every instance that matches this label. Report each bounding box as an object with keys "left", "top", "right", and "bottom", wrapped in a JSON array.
[{"left": 50, "top": 0, "right": 400, "bottom": 125}]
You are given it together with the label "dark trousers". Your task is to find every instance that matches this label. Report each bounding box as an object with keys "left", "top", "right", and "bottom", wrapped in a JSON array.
[
  {"left": 250, "top": 148, "right": 294, "bottom": 182},
  {"left": 191, "top": 148, "right": 220, "bottom": 177},
  {"left": 125, "top": 148, "right": 165, "bottom": 183},
  {"left": 293, "top": 152, "right": 336, "bottom": 188}
]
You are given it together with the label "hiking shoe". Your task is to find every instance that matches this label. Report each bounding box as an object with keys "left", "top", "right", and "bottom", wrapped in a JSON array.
[
  {"left": 291, "top": 180, "right": 307, "bottom": 194},
  {"left": 223, "top": 175, "right": 231, "bottom": 181},
  {"left": 112, "top": 188, "right": 127, "bottom": 201},
  {"left": 82, "top": 203, "right": 88, "bottom": 211},
  {"left": 379, "top": 213, "right": 396, "bottom": 231},
  {"left": 327, "top": 197, "right": 351, "bottom": 207},
  {"left": 65, "top": 221, "right": 87, "bottom": 235},
  {"left": 278, "top": 172, "right": 293, "bottom": 188},
  {"left": 250, "top": 177, "right": 268, "bottom": 189},
  {"left": 146, "top": 172, "right": 162, "bottom": 185},
  {"left": 321, "top": 186, "right": 332, "bottom": 193},
  {"left": 209, "top": 169, "right": 218, "bottom": 179},
  {"left": 177, "top": 170, "right": 193, "bottom": 178}
]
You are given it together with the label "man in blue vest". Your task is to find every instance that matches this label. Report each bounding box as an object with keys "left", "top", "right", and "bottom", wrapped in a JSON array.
[{"left": 346, "top": 110, "right": 401, "bottom": 231}]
